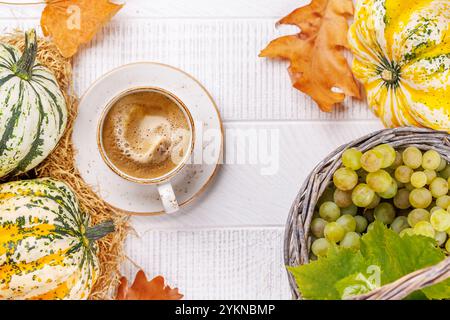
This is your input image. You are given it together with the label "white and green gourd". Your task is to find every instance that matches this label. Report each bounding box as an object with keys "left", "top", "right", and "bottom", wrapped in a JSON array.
[
  {"left": 0, "top": 178, "right": 114, "bottom": 300},
  {"left": 0, "top": 29, "right": 67, "bottom": 178},
  {"left": 349, "top": 0, "right": 450, "bottom": 131}
]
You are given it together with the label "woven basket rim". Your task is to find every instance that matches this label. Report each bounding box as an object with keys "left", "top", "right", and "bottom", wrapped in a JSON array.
[{"left": 284, "top": 127, "right": 450, "bottom": 300}]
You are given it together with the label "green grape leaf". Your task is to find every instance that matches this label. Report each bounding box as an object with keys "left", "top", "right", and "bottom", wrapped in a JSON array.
[
  {"left": 289, "top": 222, "right": 450, "bottom": 300},
  {"left": 360, "top": 222, "right": 445, "bottom": 284},
  {"left": 360, "top": 222, "right": 449, "bottom": 299},
  {"left": 288, "top": 246, "right": 369, "bottom": 300},
  {"left": 421, "top": 278, "right": 450, "bottom": 300},
  {"left": 335, "top": 266, "right": 381, "bottom": 299}
]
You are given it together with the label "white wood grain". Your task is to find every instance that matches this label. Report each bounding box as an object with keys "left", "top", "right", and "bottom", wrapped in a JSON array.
[
  {"left": 122, "top": 227, "right": 290, "bottom": 300},
  {"left": 75, "top": 19, "right": 373, "bottom": 121},
  {"left": 0, "top": 0, "right": 309, "bottom": 18},
  {"left": 119, "top": 0, "right": 308, "bottom": 18},
  {"left": 0, "top": 1, "right": 387, "bottom": 300},
  {"left": 131, "top": 120, "right": 383, "bottom": 232},
  {"left": 0, "top": 18, "right": 374, "bottom": 121}
]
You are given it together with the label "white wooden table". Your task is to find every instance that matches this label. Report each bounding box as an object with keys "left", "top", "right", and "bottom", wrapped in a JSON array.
[{"left": 1, "top": 0, "right": 384, "bottom": 299}]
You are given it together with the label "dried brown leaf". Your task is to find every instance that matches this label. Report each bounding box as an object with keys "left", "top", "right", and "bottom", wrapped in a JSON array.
[
  {"left": 260, "top": 0, "right": 360, "bottom": 112},
  {"left": 116, "top": 270, "right": 183, "bottom": 300}
]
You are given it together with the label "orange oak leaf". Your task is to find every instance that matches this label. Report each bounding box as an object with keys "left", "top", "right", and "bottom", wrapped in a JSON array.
[
  {"left": 41, "top": 0, "right": 123, "bottom": 58},
  {"left": 116, "top": 270, "right": 183, "bottom": 300},
  {"left": 260, "top": 0, "right": 360, "bottom": 112}
]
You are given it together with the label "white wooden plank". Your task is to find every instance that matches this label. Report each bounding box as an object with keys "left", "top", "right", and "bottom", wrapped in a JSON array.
[
  {"left": 120, "top": 0, "right": 308, "bottom": 18},
  {"left": 130, "top": 120, "right": 384, "bottom": 231},
  {"left": 0, "top": 0, "right": 309, "bottom": 18},
  {"left": 0, "top": 16, "right": 383, "bottom": 229},
  {"left": 122, "top": 227, "right": 291, "bottom": 300},
  {"left": 0, "top": 18, "right": 373, "bottom": 121},
  {"left": 0, "top": 3, "right": 386, "bottom": 301},
  {"left": 0, "top": 3, "right": 43, "bottom": 18},
  {"left": 71, "top": 19, "right": 372, "bottom": 122}
]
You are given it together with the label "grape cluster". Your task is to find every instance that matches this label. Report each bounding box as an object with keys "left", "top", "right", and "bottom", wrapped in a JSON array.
[{"left": 310, "top": 144, "right": 450, "bottom": 258}]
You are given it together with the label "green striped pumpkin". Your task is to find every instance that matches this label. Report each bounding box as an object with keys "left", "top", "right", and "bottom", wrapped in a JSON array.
[
  {"left": 0, "top": 30, "right": 67, "bottom": 178},
  {"left": 0, "top": 178, "right": 114, "bottom": 300}
]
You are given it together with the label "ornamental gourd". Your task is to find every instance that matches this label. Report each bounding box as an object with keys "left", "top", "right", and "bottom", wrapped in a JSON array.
[
  {"left": 0, "top": 30, "right": 67, "bottom": 178},
  {"left": 349, "top": 0, "right": 450, "bottom": 131},
  {"left": 0, "top": 178, "right": 114, "bottom": 300}
]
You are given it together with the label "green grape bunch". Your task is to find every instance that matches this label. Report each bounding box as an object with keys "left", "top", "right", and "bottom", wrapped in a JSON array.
[{"left": 310, "top": 144, "right": 450, "bottom": 259}]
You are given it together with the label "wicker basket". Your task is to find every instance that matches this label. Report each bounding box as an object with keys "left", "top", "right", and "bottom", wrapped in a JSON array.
[{"left": 285, "top": 127, "right": 450, "bottom": 300}]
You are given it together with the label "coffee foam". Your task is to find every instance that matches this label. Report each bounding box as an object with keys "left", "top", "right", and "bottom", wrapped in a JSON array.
[
  {"left": 101, "top": 90, "right": 191, "bottom": 180},
  {"left": 112, "top": 105, "right": 170, "bottom": 164}
]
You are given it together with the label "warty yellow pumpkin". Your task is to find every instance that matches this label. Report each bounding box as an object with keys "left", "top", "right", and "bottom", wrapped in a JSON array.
[
  {"left": 0, "top": 178, "right": 114, "bottom": 300},
  {"left": 349, "top": 0, "right": 450, "bottom": 131}
]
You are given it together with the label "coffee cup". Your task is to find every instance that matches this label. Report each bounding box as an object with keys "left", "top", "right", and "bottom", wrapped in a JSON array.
[{"left": 97, "top": 87, "right": 195, "bottom": 214}]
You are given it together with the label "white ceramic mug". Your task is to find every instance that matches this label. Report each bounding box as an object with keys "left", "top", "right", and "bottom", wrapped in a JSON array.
[{"left": 97, "top": 87, "right": 195, "bottom": 214}]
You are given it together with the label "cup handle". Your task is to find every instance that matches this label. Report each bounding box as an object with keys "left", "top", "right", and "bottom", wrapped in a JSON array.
[{"left": 157, "top": 181, "right": 179, "bottom": 214}]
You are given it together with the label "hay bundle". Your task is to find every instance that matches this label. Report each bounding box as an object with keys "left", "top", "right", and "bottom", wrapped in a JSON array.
[{"left": 0, "top": 32, "right": 129, "bottom": 300}]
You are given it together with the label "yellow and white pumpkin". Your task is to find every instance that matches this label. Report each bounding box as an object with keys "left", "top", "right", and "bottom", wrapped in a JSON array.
[
  {"left": 349, "top": 0, "right": 450, "bottom": 131},
  {"left": 0, "top": 178, "right": 114, "bottom": 300}
]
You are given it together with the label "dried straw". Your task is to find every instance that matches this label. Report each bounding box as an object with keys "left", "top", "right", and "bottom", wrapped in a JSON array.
[{"left": 0, "top": 31, "right": 130, "bottom": 300}]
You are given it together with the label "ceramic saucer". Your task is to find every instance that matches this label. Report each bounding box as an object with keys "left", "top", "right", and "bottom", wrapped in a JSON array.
[{"left": 73, "top": 62, "right": 223, "bottom": 215}]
